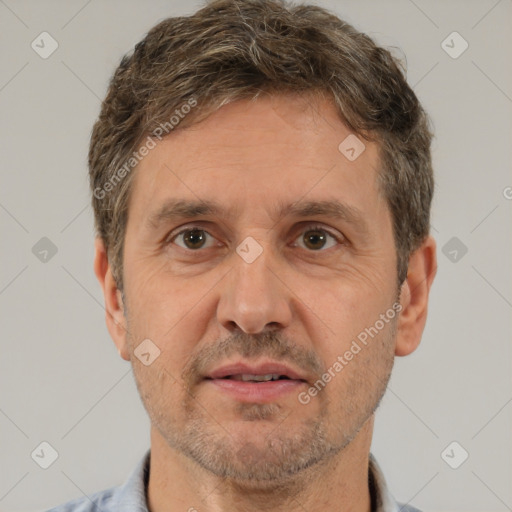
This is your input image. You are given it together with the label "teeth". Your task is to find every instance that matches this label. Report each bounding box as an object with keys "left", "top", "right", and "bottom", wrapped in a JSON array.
[{"left": 231, "top": 374, "right": 281, "bottom": 382}]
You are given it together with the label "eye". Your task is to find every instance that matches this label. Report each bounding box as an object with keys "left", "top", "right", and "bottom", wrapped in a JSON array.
[
  {"left": 292, "top": 225, "right": 341, "bottom": 251},
  {"left": 167, "top": 224, "right": 343, "bottom": 252},
  {"left": 169, "top": 227, "right": 218, "bottom": 251}
]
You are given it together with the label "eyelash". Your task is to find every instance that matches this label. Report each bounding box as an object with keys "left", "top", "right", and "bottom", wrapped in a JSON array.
[{"left": 166, "top": 224, "right": 345, "bottom": 253}]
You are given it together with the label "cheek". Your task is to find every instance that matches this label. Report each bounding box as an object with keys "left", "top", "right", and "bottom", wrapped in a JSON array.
[
  {"left": 124, "top": 266, "right": 216, "bottom": 377},
  {"left": 125, "top": 257, "right": 197, "bottom": 329},
  {"left": 132, "top": 359, "right": 183, "bottom": 425},
  {"left": 323, "top": 316, "right": 396, "bottom": 401},
  {"left": 297, "top": 273, "right": 395, "bottom": 368},
  {"left": 297, "top": 269, "right": 390, "bottom": 327}
]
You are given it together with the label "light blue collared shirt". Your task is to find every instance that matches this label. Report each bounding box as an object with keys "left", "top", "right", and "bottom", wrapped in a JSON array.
[{"left": 45, "top": 449, "right": 422, "bottom": 511}]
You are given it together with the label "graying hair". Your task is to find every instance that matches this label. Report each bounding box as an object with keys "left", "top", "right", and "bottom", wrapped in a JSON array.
[{"left": 89, "top": 0, "right": 434, "bottom": 292}]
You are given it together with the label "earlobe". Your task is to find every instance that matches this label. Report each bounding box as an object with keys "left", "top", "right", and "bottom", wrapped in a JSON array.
[
  {"left": 394, "top": 235, "right": 437, "bottom": 357},
  {"left": 93, "top": 237, "right": 131, "bottom": 361}
]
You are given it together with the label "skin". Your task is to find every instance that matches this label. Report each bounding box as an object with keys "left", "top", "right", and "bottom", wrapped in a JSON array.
[{"left": 94, "top": 92, "right": 437, "bottom": 512}]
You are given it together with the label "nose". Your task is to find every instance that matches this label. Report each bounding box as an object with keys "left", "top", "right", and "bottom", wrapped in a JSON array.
[{"left": 216, "top": 246, "right": 293, "bottom": 334}]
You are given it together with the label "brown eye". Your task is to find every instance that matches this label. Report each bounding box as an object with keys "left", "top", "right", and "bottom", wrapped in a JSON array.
[
  {"left": 304, "top": 229, "right": 327, "bottom": 250},
  {"left": 294, "top": 226, "right": 339, "bottom": 251},
  {"left": 172, "top": 228, "right": 216, "bottom": 250}
]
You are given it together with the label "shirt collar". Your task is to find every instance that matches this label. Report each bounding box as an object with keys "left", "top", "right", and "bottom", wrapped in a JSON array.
[
  {"left": 112, "top": 449, "right": 151, "bottom": 511},
  {"left": 115, "top": 449, "right": 401, "bottom": 512},
  {"left": 368, "top": 452, "right": 402, "bottom": 512}
]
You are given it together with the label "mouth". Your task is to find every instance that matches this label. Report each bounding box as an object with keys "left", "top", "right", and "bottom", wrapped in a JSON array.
[
  {"left": 205, "top": 361, "right": 308, "bottom": 382},
  {"left": 215, "top": 374, "right": 296, "bottom": 382},
  {"left": 203, "top": 362, "right": 308, "bottom": 402}
]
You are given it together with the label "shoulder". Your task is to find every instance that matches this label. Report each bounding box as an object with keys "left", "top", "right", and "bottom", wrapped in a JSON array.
[
  {"left": 395, "top": 502, "right": 423, "bottom": 512},
  {"left": 45, "top": 449, "right": 151, "bottom": 512},
  {"left": 44, "top": 486, "right": 117, "bottom": 512}
]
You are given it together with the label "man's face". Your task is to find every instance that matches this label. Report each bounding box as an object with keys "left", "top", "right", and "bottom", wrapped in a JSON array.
[{"left": 120, "top": 94, "right": 399, "bottom": 483}]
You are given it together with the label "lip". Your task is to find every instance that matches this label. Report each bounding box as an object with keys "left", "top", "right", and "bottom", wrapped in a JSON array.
[
  {"left": 206, "top": 361, "right": 308, "bottom": 381},
  {"left": 206, "top": 378, "right": 305, "bottom": 403},
  {"left": 204, "top": 361, "right": 308, "bottom": 403}
]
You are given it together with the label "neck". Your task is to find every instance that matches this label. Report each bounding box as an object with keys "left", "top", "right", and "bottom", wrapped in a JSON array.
[{"left": 147, "top": 415, "right": 375, "bottom": 512}]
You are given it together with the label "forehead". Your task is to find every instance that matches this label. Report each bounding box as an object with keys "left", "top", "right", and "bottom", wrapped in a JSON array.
[{"left": 127, "top": 93, "right": 385, "bottom": 228}]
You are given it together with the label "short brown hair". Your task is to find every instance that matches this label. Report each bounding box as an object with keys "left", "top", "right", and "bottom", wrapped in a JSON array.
[{"left": 89, "top": 0, "right": 434, "bottom": 292}]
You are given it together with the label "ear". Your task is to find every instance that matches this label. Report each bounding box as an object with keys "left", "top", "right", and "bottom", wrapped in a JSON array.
[
  {"left": 395, "top": 235, "right": 437, "bottom": 357},
  {"left": 93, "top": 237, "right": 130, "bottom": 361}
]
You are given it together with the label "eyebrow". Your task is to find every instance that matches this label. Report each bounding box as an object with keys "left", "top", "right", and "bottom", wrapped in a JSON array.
[{"left": 146, "top": 198, "right": 369, "bottom": 234}]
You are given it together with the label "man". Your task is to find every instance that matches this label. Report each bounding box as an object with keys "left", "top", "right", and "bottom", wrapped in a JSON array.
[{"left": 48, "top": 0, "right": 437, "bottom": 510}]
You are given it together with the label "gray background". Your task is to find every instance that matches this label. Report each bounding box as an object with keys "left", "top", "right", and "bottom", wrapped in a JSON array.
[{"left": 0, "top": 0, "right": 511, "bottom": 511}]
